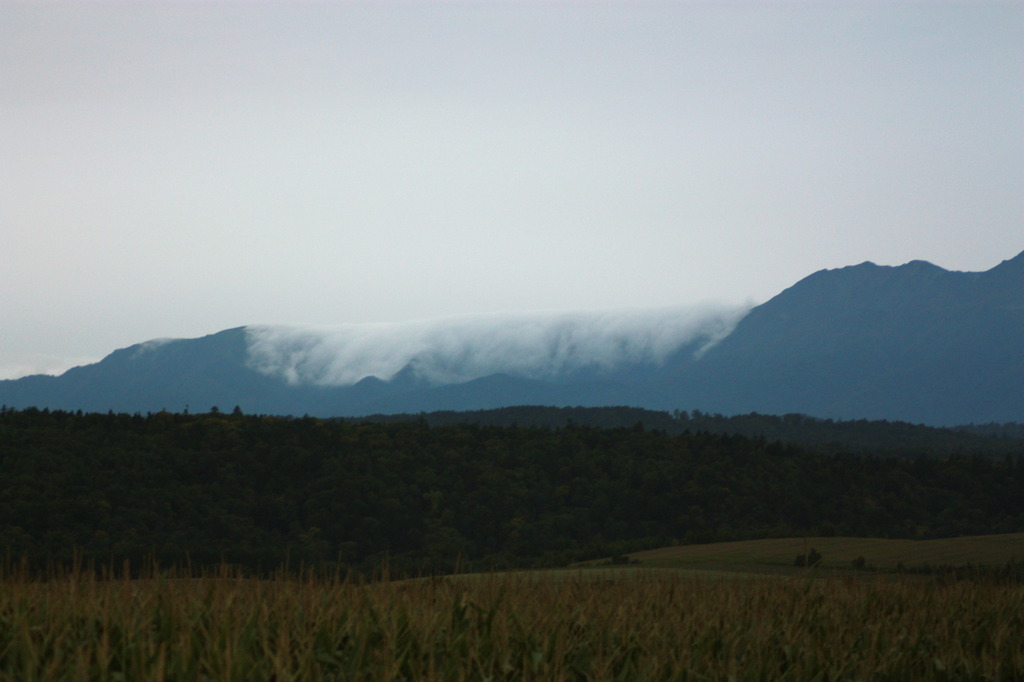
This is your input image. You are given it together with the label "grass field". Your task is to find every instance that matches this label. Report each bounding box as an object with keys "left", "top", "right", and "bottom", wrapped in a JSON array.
[{"left": 612, "top": 532, "right": 1024, "bottom": 575}]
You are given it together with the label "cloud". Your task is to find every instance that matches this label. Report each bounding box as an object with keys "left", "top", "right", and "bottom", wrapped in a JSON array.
[{"left": 245, "top": 305, "right": 749, "bottom": 387}]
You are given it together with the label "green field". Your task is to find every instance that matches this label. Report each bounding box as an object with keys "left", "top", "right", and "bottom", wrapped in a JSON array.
[{"left": 609, "top": 532, "right": 1024, "bottom": 575}]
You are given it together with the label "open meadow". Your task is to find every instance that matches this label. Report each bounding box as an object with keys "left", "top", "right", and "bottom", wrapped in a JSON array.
[
  {"left": 618, "top": 532, "right": 1024, "bottom": 576},
  {"left": 0, "top": 553, "right": 1022, "bottom": 681}
]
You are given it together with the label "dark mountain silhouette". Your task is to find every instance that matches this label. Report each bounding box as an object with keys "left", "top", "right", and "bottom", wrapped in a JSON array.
[
  {"left": 678, "top": 251, "right": 1024, "bottom": 424},
  {"left": 2, "top": 252, "right": 1021, "bottom": 425}
]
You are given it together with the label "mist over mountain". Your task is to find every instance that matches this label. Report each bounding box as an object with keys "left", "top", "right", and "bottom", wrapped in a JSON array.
[
  {"left": 245, "top": 306, "right": 744, "bottom": 387},
  {"left": 2, "top": 252, "right": 1021, "bottom": 425}
]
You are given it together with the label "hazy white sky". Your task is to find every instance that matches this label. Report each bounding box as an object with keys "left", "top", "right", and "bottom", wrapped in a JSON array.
[{"left": 2, "top": 1, "right": 1022, "bottom": 379}]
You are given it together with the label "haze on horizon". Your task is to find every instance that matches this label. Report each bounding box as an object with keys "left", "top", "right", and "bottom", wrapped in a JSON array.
[{"left": 2, "top": 1, "right": 1021, "bottom": 380}]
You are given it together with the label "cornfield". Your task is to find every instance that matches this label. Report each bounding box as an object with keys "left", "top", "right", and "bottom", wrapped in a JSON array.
[{"left": 0, "top": 566, "right": 1021, "bottom": 681}]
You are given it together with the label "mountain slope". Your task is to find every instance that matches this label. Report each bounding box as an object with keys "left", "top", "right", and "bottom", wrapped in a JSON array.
[
  {"left": 1, "top": 252, "right": 1021, "bottom": 424},
  {"left": 1, "top": 328, "right": 288, "bottom": 414},
  {"left": 680, "top": 252, "right": 1024, "bottom": 423}
]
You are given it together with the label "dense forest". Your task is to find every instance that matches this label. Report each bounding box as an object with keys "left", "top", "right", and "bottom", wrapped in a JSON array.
[
  {"left": 360, "top": 405, "right": 1024, "bottom": 456},
  {"left": 1, "top": 406, "right": 1022, "bottom": 574}
]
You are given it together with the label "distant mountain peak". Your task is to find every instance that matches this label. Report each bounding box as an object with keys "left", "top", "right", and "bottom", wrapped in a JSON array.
[
  {"left": 990, "top": 249, "right": 1024, "bottom": 273},
  {"left": 807, "top": 258, "right": 948, "bottom": 283},
  {"left": 901, "top": 258, "right": 945, "bottom": 271}
]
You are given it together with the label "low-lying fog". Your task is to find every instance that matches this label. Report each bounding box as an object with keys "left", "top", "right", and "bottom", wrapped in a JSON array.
[{"left": 245, "top": 305, "right": 749, "bottom": 386}]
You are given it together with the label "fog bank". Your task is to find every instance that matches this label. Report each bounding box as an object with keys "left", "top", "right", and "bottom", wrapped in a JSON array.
[{"left": 245, "top": 306, "right": 749, "bottom": 387}]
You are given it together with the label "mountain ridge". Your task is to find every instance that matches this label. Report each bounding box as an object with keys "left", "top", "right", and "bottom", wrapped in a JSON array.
[
  {"left": 681, "top": 251, "right": 1023, "bottom": 423},
  {"left": 2, "top": 251, "right": 1021, "bottom": 425}
]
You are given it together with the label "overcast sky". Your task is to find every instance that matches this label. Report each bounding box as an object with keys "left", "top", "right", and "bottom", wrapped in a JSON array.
[{"left": 2, "top": 1, "right": 1021, "bottom": 379}]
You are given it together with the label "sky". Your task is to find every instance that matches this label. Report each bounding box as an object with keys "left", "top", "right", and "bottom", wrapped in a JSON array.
[{"left": 2, "top": 1, "right": 1022, "bottom": 380}]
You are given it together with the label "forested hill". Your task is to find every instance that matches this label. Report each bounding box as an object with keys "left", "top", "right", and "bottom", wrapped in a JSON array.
[
  {"left": 2, "top": 407, "right": 1023, "bottom": 574},
  {"left": 357, "top": 406, "right": 1024, "bottom": 457}
]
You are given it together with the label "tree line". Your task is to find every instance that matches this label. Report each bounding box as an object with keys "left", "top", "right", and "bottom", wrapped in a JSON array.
[{"left": 359, "top": 405, "right": 1024, "bottom": 456}]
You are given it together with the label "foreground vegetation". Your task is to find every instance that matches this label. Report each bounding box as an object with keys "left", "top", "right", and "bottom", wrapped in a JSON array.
[
  {"left": 0, "top": 567, "right": 1020, "bottom": 681},
  {"left": 2, "top": 406, "right": 1022, "bottom": 678}
]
